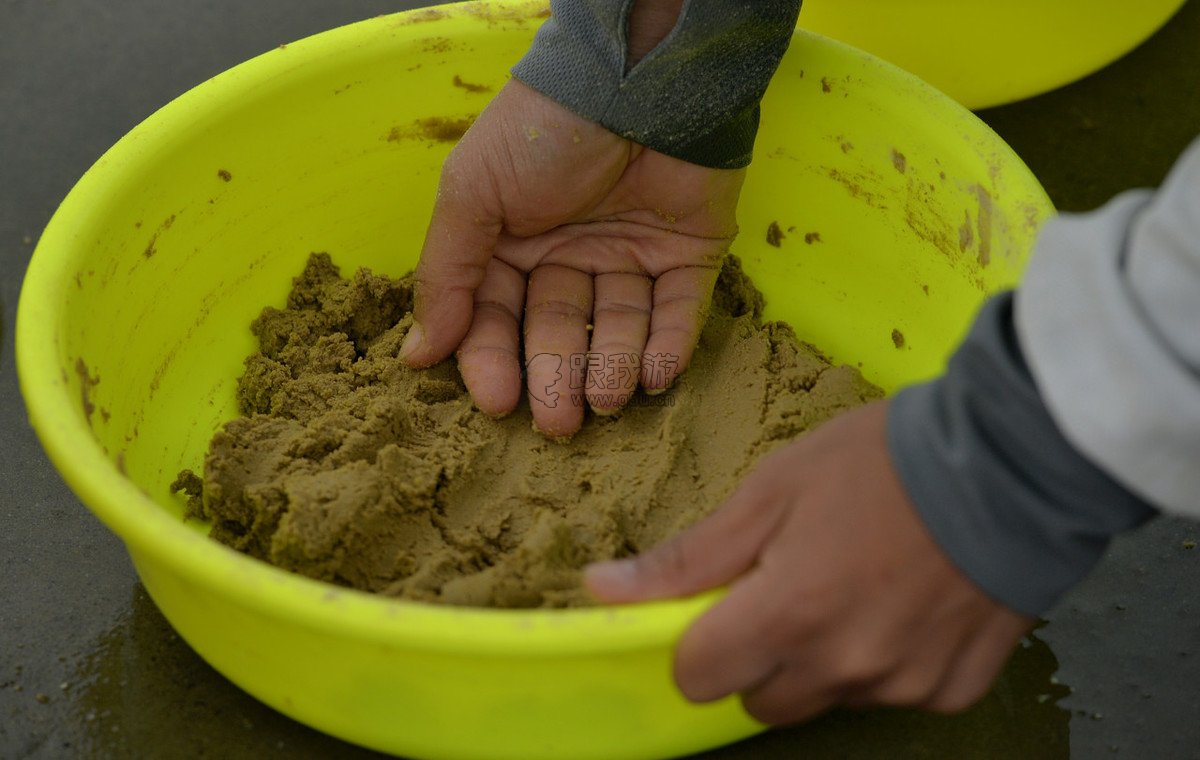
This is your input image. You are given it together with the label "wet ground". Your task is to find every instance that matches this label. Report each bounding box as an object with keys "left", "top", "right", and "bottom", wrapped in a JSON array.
[{"left": 2, "top": 1, "right": 1198, "bottom": 758}]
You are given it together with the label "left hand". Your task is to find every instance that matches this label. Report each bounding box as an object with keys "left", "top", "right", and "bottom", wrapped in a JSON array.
[
  {"left": 585, "top": 401, "right": 1035, "bottom": 724},
  {"left": 400, "top": 80, "right": 744, "bottom": 438}
]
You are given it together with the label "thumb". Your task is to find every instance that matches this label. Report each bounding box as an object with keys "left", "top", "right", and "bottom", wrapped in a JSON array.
[
  {"left": 585, "top": 482, "right": 785, "bottom": 604},
  {"left": 401, "top": 152, "right": 502, "bottom": 368}
]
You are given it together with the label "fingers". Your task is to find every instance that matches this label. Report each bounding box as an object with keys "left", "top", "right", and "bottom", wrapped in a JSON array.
[
  {"left": 523, "top": 265, "right": 593, "bottom": 438},
  {"left": 740, "top": 672, "right": 841, "bottom": 726},
  {"left": 679, "top": 589, "right": 1016, "bottom": 723},
  {"left": 455, "top": 259, "right": 525, "bottom": 417},
  {"left": 728, "top": 589, "right": 1027, "bottom": 723},
  {"left": 839, "top": 626, "right": 968, "bottom": 711},
  {"left": 584, "top": 474, "right": 785, "bottom": 603},
  {"left": 401, "top": 155, "right": 502, "bottom": 368},
  {"left": 841, "top": 610, "right": 1024, "bottom": 716},
  {"left": 924, "top": 611, "right": 1030, "bottom": 714},
  {"left": 587, "top": 273, "right": 652, "bottom": 415},
  {"left": 641, "top": 264, "right": 721, "bottom": 393},
  {"left": 673, "top": 569, "right": 790, "bottom": 703}
]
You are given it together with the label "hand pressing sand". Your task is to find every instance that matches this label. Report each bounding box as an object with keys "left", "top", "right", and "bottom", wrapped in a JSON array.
[{"left": 173, "top": 253, "right": 882, "bottom": 608}]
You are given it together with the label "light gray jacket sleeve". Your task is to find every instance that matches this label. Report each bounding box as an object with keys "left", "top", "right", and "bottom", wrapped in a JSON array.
[
  {"left": 888, "top": 138, "right": 1200, "bottom": 617},
  {"left": 511, "top": 0, "right": 803, "bottom": 168},
  {"left": 1017, "top": 137, "right": 1200, "bottom": 520}
]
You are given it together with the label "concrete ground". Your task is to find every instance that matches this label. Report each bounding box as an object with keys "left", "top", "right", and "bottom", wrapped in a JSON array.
[{"left": 2, "top": 1, "right": 1198, "bottom": 758}]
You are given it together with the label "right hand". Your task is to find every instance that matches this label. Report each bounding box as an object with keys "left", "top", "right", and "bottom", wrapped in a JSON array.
[{"left": 586, "top": 402, "right": 1034, "bottom": 723}]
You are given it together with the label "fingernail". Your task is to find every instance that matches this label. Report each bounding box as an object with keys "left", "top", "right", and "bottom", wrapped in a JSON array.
[
  {"left": 644, "top": 385, "right": 668, "bottom": 397},
  {"left": 399, "top": 322, "right": 424, "bottom": 362},
  {"left": 531, "top": 418, "right": 575, "bottom": 444},
  {"left": 584, "top": 559, "right": 638, "bottom": 592}
]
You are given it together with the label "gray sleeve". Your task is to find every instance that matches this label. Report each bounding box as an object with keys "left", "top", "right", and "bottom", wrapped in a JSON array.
[
  {"left": 887, "top": 294, "right": 1156, "bottom": 617},
  {"left": 511, "top": 0, "right": 803, "bottom": 169},
  {"left": 886, "top": 137, "right": 1200, "bottom": 617},
  {"left": 1016, "top": 137, "right": 1200, "bottom": 519}
]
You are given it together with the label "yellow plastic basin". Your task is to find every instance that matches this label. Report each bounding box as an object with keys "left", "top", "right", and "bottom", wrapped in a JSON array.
[
  {"left": 799, "top": 0, "right": 1188, "bottom": 109},
  {"left": 16, "top": 3, "right": 1053, "bottom": 759}
]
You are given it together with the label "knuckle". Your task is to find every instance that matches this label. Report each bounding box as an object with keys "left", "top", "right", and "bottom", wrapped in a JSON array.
[
  {"left": 417, "top": 259, "right": 485, "bottom": 288},
  {"left": 741, "top": 695, "right": 791, "bottom": 726},
  {"left": 472, "top": 298, "right": 520, "bottom": 325},
  {"left": 588, "top": 343, "right": 641, "bottom": 361},
  {"left": 829, "top": 643, "right": 892, "bottom": 688},
  {"left": 456, "top": 344, "right": 521, "bottom": 363},
  {"left": 761, "top": 604, "right": 815, "bottom": 650},
  {"left": 740, "top": 688, "right": 819, "bottom": 727},
  {"left": 925, "top": 683, "right": 988, "bottom": 714},
  {"left": 874, "top": 672, "right": 942, "bottom": 708},
  {"left": 652, "top": 291, "right": 703, "bottom": 311},
  {"left": 528, "top": 297, "right": 587, "bottom": 321},
  {"left": 637, "top": 537, "right": 693, "bottom": 586},
  {"left": 594, "top": 300, "right": 651, "bottom": 318}
]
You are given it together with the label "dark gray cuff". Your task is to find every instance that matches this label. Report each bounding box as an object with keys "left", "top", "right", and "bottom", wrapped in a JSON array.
[
  {"left": 887, "top": 293, "right": 1157, "bottom": 617},
  {"left": 511, "top": 0, "right": 802, "bottom": 169}
]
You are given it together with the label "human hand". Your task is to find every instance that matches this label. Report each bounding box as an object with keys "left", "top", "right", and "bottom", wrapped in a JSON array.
[
  {"left": 585, "top": 401, "right": 1035, "bottom": 724},
  {"left": 399, "top": 79, "right": 745, "bottom": 438}
]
